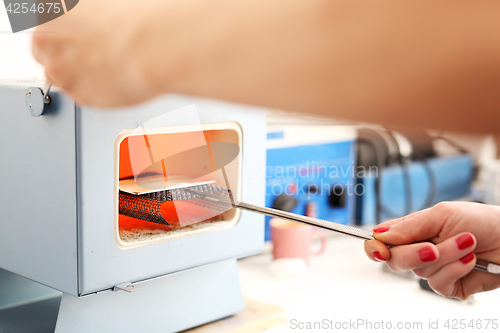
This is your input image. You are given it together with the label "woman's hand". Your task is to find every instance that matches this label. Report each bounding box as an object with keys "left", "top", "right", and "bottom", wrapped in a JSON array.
[{"left": 365, "top": 202, "right": 500, "bottom": 300}]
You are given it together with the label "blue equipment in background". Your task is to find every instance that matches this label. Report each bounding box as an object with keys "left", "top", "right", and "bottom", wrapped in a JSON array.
[
  {"left": 264, "top": 125, "right": 357, "bottom": 241},
  {"left": 264, "top": 123, "right": 474, "bottom": 240},
  {"left": 355, "top": 128, "right": 474, "bottom": 225},
  {"left": 356, "top": 155, "right": 474, "bottom": 224}
]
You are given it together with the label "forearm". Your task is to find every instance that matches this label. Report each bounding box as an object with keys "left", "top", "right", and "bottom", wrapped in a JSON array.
[{"left": 140, "top": 0, "right": 500, "bottom": 133}]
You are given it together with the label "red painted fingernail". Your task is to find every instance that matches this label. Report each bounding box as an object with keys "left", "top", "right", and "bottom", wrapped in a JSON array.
[
  {"left": 373, "top": 226, "right": 390, "bottom": 233},
  {"left": 456, "top": 234, "right": 474, "bottom": 250},
  {"left": 418, "top": 247, "right": 437, "bottom": 262},
  {"left": 460, "top": 252, "right": 475, "bottom": 264},
  {"left": 373, "top": 251, "right": 386, "bottom": 262}
]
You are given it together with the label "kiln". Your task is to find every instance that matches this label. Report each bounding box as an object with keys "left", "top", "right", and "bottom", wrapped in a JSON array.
[{"left": 0, "top": 81, "right": 267, "bottom": 332}]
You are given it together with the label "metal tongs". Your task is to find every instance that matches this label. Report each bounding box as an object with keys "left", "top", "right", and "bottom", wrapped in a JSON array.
[{"left": 187, "top": 187, "right": 500, "bottom": 275}]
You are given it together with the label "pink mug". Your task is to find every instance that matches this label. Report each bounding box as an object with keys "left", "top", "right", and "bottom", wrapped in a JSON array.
[{"left": 270, "top": 218, "right": 327, "bottom": 264}]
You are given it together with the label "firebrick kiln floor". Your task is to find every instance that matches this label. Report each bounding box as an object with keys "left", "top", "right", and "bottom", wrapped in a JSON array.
[
  {"left": 183, "top": 298, "right": 286, "bottom": 333},
  {"left": 119, "top": 220, "right": 234, "bottom": 243}
]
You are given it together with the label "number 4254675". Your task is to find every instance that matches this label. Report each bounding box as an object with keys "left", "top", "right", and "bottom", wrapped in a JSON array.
[
  {"left": 6, "top": 2, "right": 61, "bottom": 14},
  {"left": 444, "top": 319, "right": 498, "bottom": 330}
]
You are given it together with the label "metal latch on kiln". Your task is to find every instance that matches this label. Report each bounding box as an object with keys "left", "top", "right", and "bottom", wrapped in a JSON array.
[{"left": 25, "top": 82, "right": 52, "bottom": 117}]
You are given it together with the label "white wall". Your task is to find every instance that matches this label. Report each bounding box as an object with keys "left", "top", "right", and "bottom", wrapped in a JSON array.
[{"left": 0, "top": 8, "right": 45, "bottom": 80}]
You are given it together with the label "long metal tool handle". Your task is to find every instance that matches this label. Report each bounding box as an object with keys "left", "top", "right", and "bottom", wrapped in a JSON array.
[
  {"left": 234, "top": 201, "right": 375, "bottom": 241},
  {"left": 185, "top": 186, "right": 374, "bottom": 240},
  {"left": 475, "top": 259, "right": 500, "bottom": 275}
]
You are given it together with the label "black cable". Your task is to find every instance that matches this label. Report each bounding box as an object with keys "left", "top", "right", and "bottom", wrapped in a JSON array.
[
  {"left": 386, "top": 129, "right": 414, "bottom": 215},
  {"left": 358, "top": 132, "right": 439, "bottom": 222},
  {"left": 378, "top": 131, "right": 438, "bottom": 218},
  {"left": 357, "top": 134, "right": 413, "bottom": 222},
  {"left": 376, "top": 129, "right": 413, "bottom": 219},
  {"left": 378, "top": 160, "right": 413, "bottom": 217},
  {"left": 356, "top": 138, "right": 382, "bottom": 224},
  {"left": 380, "top": 153, "right": 438, "bottom": 217},
  {"left": 412, "top": 151, "right": 438, "bottom": 209},
  {"left": 377, "top": 163, "right": 413, "bottom": 218},
  {"left": 401, "top": 159, "right": 413, "bottom": 215}
]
